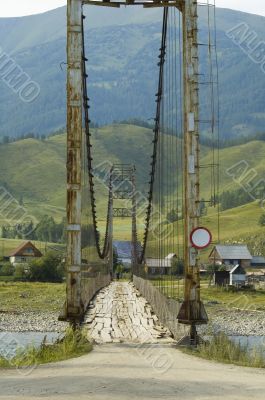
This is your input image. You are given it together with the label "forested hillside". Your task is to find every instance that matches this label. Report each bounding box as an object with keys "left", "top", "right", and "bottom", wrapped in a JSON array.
[{"left": 0, "top": 6, "right": 265, "bottom": 138}]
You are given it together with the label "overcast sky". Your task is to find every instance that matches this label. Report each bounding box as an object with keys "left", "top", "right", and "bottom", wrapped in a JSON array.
[{"left": 0, "top": 0, "right": 265, "bottom": 18}]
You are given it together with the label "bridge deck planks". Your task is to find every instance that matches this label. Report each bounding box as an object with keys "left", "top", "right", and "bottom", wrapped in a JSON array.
[{"left": 83, "top": 281, "right": 174, "bottom": 344}]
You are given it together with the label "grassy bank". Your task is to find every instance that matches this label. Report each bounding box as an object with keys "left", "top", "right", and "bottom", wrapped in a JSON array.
[
  {"left": 0, "top": 328, "right": 92, "bottom": 368},
  {"left": 184, "top": 333, "right": 265, "bottom": 368},
  {"left": 151, "top": 279, "right": 265, "bottom": 310},
  {"left": 0, "top": 282, "right": 65, "bottom": 312}
]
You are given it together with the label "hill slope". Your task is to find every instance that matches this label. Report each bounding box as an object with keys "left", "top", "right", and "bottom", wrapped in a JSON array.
[
  {"left": 0, "top": 7, "right": 265, "bottom": 138},
  {"left": 0, "top": 124, "right": 264, "bottom": 247}
]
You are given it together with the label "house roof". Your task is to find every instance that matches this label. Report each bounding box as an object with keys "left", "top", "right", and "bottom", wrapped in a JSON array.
[
  {"left": 212, "top": 245, "right": 252, "bottom": 260},
  {"left": 251, "top": 256, "right": 265, "bottom": 265},
  {"left": 145, "top": 258, "right": 171, "bottom": 268},
  {"left": 9, "top": 241, "right": 42, "bottom": 257},
  {"left": 165, "top": 253, "right": 177, "bottom": 260},
  {"left": 113, "top": 241, "right": 141, "bottom": 259}
]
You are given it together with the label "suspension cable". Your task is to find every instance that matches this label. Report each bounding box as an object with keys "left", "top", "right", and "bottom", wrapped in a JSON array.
[
  {"left": 139, "top": 8, "right": 169, "bottom": 263},
  {"left": 81, "top": 13, "right": 112, "bottom": 260}
]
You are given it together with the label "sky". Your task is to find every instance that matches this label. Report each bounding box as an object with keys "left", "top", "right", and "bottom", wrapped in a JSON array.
[{"left": 0, "top": 0, "right": 265, "bottom": 18}]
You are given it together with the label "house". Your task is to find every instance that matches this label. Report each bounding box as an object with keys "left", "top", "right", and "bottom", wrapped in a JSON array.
[
  {"left": 214, "top": 264, "right": 247, "bottom": 287},
  {"left": 145, "top": 258, "right": 172, "bottom": 275},
  {"left": 209, "top": 245, "right": 252, "bottom": 268},
  {"left": 113, "top": 240, "right": 142, "bottom": 269},
  {"left": 214, "top": 270, "right": 230, "bottom": 286},
  {"left": 9, "top": 241, "right": 42, "bottom": 266},
  {"left": 251, "top": 256, "right": 265, "bottom": 268},
  {"left": 229, "top": 264, "right": 247, "bottom": 286},
  {"left": 165, "top": 253, "right": 177, "bottom": 261}
]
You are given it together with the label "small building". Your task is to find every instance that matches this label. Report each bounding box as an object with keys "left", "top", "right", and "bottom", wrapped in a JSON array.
[
  {"left": 214, "top": 270, "right": 230, "bottom": 286},
  {"left": 145, "top": 258, "right": 171, "bottom": 275},
  {"left": 9, "top": 241, "right": 42, "bottom": 266},
  {"left": 113, "top": 240, "right": 142, "bottom": 270},
  {"left": 165, "top": 253, "right": 177, "bottom": 261},
  {"left": 251, "top": 256, "right": 265, "bottom": 268},
  {"left": 229, "top": 264, "right": 247, "bottom": 286},
  {"left": 209, "top": 245, "right": 252, "bottom": 268}
]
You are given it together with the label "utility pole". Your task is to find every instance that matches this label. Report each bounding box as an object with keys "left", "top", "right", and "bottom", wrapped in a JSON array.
[
  {"left": 65, "top": 0, "right": 83, "bottom": 321},
  {"left": 131, "top": 166, "right": 138, "bottom": 277},
  {"left": 177, "top": 0, "right": 208, "bottom": 344},
  {"left": 109, "top": 170, "right": 114, "bottom": 279}
]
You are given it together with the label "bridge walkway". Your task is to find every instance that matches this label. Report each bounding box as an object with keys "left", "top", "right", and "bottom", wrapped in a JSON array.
[{"left": 83, "top": 282, "right": 174, "bottom": 344}]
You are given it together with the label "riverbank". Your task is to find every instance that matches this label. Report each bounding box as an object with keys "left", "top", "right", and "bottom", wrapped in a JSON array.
[
  {"left": 0, "top": 328, "right": 92, "bottom": 369},
  {"left": 201, "top": 306, "right": 265, "bottom": 337},
  {"left": 1, "top": 302, "right": 265, "bottom": 337},
  {"left": 0, "top": 282, "right": 265, "bottom": 337},
  {"left": 0, "top": 311, "right": 66, "bottom": 332}
]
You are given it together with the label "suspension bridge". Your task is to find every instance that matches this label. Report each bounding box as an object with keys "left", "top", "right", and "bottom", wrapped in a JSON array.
[{"left": 61, "top": 0, "right": 220, "bottom": 346}]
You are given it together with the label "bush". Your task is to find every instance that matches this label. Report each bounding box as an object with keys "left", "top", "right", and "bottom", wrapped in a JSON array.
[
  {"left": 172, "top": 259, "right": 184, "bottom": 275},
  {"left": 13, "top": 264, "right": 28, "bottom": 281},
  {"left": 259, "top": 213, "right": 265, "bottom": 226},
  {"left": 189, "top": 333, "right": 265, "bottom": 368},
  {"left": 28, "top": 252, "right": 64, "bottom": 283},
  {"left": 0, "top": 263, "right": 14, "bottom": 276}
]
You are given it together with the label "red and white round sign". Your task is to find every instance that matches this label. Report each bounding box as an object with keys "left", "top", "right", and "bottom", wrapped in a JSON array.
[{"left": 190, "top": 227, "right": 212, "bottom": 250}]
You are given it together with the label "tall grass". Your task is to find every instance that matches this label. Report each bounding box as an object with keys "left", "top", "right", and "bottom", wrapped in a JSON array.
[
  {"left": 0, "top": 328, "right": 92, "bottom": 369},
  {"left": 185, "top": 333, "right": 265, "bottom": 368}
]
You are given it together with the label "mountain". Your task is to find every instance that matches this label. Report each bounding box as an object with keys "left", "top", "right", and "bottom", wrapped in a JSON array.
[{"left": 0, "top": 7, "right": 265, "bottom": 138}]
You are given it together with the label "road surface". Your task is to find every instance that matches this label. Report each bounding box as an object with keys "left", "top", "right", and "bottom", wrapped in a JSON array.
[
  {"left": 1, "top": 343, "right": 265, "bottom": 399},
  {"left": 1, "top": 282, "right": 265, "bottom": 399}
]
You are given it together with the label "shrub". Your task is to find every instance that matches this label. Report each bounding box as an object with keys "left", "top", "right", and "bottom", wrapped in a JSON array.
[
  {"left": 28, "top": 252, "right": 64, "bottom": 283},
  {"left": 0, "top": 263, "right": 14, "bottom": 276},
  {"left": 0, "top": 328, "right": 92, "bottom": 368},
  {"left": 13, "top": 264, "right": 28, "bottom": 281},
  {"left": 192, "top": 333, "right": 265, "bottom": 368},
  {"left": 259, "top": 213, "right": 265, "bottom": 226}
]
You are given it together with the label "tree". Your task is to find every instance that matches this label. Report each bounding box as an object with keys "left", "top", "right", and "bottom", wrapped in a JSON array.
[
  {"left": 206, "top": 264, "right": 220, "bottom": 274},
  {"left": 171, "top": 259, "right": 184, "bottom": 275},
  {"left": 28, "top": 252, "right": 64, "bottom": 282},
  {"left": 259, "top": 213, "right": 265, "bottom": 226},
  {"left": 0, "top": 263, "right": 14, "bottom": 276}
]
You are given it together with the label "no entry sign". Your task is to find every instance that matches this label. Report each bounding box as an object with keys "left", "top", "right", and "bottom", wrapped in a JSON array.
[{"left": 190, "top": 227, "right": 212, "bottom": 250}]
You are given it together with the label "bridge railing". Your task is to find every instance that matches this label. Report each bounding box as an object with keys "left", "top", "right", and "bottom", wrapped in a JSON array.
[
  {"left": 81, "top": 270, "right": 111, "bottom": 314},
  {"left": 133, "top": 272, "right": 188, "bottom": 340}
]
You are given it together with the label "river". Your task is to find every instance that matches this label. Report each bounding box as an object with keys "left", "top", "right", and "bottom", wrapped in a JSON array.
[{"left": 0, "top": 331, "right": 62, "bottom": 360}]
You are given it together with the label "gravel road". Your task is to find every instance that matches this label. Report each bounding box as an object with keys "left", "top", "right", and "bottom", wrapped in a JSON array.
[{"left": 0, "top": 343, "right": 265, "bottom": 400}]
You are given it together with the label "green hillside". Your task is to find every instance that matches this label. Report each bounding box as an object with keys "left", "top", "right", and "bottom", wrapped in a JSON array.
[
  {"left": 0, "top": 7, "right": 265, "bottom": 138},
  {"left": 0, "top": 124, "right": 264, "bottom": 250}
]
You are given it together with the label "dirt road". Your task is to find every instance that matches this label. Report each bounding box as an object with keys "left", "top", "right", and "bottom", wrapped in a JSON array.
[{"left": 1, "top": 343, "right": 265, "bottom": 400}]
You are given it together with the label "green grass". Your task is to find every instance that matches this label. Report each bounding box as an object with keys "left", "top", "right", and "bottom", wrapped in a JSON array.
[
  {"left": 0, "top": 282, "right": 65, "bottom": 313},
  {"left": 183, "top": 333, "right": 265, "bottom": 369},
  {"left": 201, "top": 286, "right": 265, "bottom": 310},
  {"left": 0, "top": 328, "right": 92, "bottom": 369},
  {"left": 0, "top": 276, "right": 15, "bottom": 282},
  {"left": 150, "top": 278, "right": 265, "bottom": 310}
]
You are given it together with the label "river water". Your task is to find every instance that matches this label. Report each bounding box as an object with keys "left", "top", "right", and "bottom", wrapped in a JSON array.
[
  {"left": 231, "top": 335, "right": 265, "bottom": 352},
  {"left": 0, "top": 332, "right": 264, "bottom": 361},
  {"left": 0, "top": 332, "right": 62, "bottom": 360}
]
